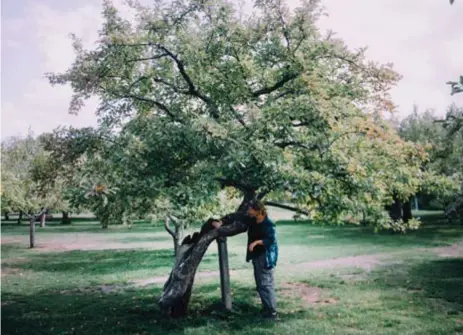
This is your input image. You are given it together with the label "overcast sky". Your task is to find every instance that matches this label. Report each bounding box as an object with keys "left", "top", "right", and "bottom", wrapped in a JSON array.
[{"left": 1, "top": 0, "right": 462, "bottom": 139}]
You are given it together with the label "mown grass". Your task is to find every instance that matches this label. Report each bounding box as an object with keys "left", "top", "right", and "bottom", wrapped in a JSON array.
[{"left": 2, "top": 211, "right": 463, "bottom": 334}]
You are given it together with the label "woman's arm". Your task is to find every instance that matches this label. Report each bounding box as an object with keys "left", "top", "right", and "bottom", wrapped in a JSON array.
[{"left": 262, "top": 222, "right": 276, "bottom": 247}]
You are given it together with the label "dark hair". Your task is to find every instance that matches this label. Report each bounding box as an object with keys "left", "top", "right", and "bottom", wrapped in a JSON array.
[{"left": 249, "top": 200, "right": 267, "bottom": 215}]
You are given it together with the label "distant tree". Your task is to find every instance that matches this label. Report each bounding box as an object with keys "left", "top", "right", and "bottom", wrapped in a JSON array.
[{"left": 1, "top": 133, "right": 59, "bottom": 246}]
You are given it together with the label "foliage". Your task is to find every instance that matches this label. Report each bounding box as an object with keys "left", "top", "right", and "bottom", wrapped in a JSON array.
[
  {"left": 398, "top": 104, "right": 463, "bottom": 221},
  {"left": 46, "top": 0, "right": 431, "bottom": 230},
  {"left": 1, "top": 132, "right": 67, "bottom": 216}
]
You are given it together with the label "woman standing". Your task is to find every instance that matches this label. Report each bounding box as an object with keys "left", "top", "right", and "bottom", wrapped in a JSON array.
[{"left": 213, "top": 200, "right": 278, "bottom": 319}]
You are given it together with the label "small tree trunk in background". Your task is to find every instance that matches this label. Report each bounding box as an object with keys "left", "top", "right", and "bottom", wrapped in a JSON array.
[
  {"left": 61, "top": 211, "right": 71, "bottom": 224},
  {"left": 174, "top": 224, "right": 184, "bottom": 256},
  {"left": 101, "top": 219, "right": 109, "bottom": 229},
  {"left": 29, "top": 215, "right": 36, "bottom": 248},
  {"left": 164, "top": 216, "right": 184, "bottom": 257},
  {"left": 39, "top": 209, "right": 46, "bottom": 228},
  {"left": 386, "top": 195, "right": 402, "bottom": 221},
  {"left": 122, "top": 211, "right": 129, "bottom": 226},
  {"left": 4, "top": 213, "right": 10, "bottom": 221},
  {"left": 402, "top": 200, "right": 413, "bottom": 223},
  {"left": 17, "top": 211, "right": 23, "bottom": 224}
]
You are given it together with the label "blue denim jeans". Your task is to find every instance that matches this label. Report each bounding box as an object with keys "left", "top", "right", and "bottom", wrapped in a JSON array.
[{"left": 252, "top": 252, "right": 277, "bottom": 313}]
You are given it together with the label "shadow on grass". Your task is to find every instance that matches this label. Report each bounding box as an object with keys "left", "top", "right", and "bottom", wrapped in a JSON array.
[
  {"left": 1, "top": 283, "right": 293, "bottom": 335},
  {"left": 410, "top": 258, "right": 463, "bottom": 306},
  {"left": 3, "top": 249, "right": 222, "bottom": 276},
  {"left": 368, "top": 257, "right": 463, "bottom": 311}
]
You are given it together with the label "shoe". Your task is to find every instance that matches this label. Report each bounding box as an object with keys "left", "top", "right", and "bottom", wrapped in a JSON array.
[{"left": 263, "top": 310, "right": 278, "bottom": 320}]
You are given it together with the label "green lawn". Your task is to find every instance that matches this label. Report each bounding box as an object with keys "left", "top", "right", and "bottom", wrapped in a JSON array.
[{"left": 2, "top": 211, "right": 463, "bottom": 334}]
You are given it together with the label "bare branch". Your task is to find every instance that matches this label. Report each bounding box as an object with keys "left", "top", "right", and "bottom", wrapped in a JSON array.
[{"left": 164, "top": 216, "right": 176, "bottom": 238}]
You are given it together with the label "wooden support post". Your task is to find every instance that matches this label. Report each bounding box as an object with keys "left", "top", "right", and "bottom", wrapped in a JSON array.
[{"left": 217, "top": 236, "right": 232, "bottom": 310}]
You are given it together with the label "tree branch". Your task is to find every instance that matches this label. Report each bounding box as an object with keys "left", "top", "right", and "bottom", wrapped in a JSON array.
[
  {"left": 273, "top": 141, "right": 319, "bottom": 151},
  {"left": 124, "top": 94, "right": 177, "bottom": 120},
  {"left": 164, "top": 216, "right": 176, "bottom": 238},
  {"left": 264, "top": 201, "right": 310, "bottom": 215},
  {"left": 125, "top": 53, "right": 169, "bottom": 63},
  {"left": 251, "top": 71, "right": 301, "bottom": 97}
]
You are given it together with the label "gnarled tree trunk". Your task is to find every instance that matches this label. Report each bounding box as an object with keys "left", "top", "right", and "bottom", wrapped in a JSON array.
[{"left": 159, "top": 194, "right": 254, "bottom": 317}]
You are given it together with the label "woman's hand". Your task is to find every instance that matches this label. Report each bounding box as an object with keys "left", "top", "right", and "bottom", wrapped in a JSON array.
[
  {"left": 211, "top": 220, "right": 223, "bottom": 229},
  {"left": 249, "top": 240, "right": 263, "bottom": 252}
]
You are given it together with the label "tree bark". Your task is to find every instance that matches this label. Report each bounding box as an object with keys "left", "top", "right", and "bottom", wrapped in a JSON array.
[
  {"left": 164, "top": 216, "right": 184, "bottom": 257},
  {"left": 402, "top": 200, "right": 413, "bottom": 223},
  {"left": 18, "top": 211, "right": 23, "bottom": 224},
  {"left": 159, "top": 194, "right": 254, "bottom": 317},
  {"left": 386, "top": 195, "right": 402, "bottom": 221},
  {"left": 39, "top": 209, "right": 46, "bottom": 228},
  {"left": 62, "top": 211, "right": 71, "bottom": 224},
  {"left": 29, "top": 215, "right": 36, "bottom": 248}
]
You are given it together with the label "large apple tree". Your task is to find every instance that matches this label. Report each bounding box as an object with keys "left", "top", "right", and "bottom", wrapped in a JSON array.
[{"left": 48, "top": 0, "right": 432, "bottom": 315}]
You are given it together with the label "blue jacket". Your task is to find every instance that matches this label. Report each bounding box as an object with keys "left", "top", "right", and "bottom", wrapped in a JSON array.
[{"left": 246, "top": 216, "right": 279, "bottom": 269}]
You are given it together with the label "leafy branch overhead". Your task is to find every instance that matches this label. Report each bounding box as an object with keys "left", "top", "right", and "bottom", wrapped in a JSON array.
[{"left": 44, "top": 0, "right": 440, "bottom": 230}]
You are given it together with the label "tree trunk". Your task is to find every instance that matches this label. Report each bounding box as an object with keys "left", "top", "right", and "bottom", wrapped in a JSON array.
[
  {"left": 386, "top": 195, "right": 402, "bottom": 221},
  {"left": 39, "top": 209, "right": 46, "bottom": 228},
  {"left": 164, "top": 217, "right": 184, "bottom": 257},
  {"left": 402, "top": 200, "right": 412, "bottom": 223},
  {"left": 4, "top": 213, "right": 10, "bottom": 221},
  {"left": 159, "top": 194, "right": 254, "bottom": 317},
  {"left": 174, "top": 224, "right": 184, "bottom": 256},
  {"left": 18, "top": 211, "right": 23, "bottom": 224},
  {"left": 62, "top": 211, "right": 71, "bottom": 224},
  {"left": 29, "top": 215, "right": 36, "bottom": 248}
]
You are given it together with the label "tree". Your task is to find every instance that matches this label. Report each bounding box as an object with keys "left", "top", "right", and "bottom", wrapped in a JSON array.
[
  {"left": 49, "top": 0, "right": 430, "bottom": 315},
  {"left": 1, "top": 133, "right": 58, "bottom": 246}
]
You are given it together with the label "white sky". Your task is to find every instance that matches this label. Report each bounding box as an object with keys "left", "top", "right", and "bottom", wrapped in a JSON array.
[{"left": 1, "top": 0, "right": 462, "bottom": 139}]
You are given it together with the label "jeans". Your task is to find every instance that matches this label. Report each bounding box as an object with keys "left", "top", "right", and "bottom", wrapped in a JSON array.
[{"left": 252, "top": 252, "right": 277, "bottom": 313}]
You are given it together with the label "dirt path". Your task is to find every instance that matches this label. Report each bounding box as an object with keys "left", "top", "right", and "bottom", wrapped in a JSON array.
[
  {"left": 130, "top": 253, "right": 387, "bottom": 287},
  {"left": 130, "top": 243, "right": 463, "bottom": 287}
]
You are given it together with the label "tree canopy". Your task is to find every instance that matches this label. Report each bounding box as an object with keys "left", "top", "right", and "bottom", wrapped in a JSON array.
[{"left": 43, "top": 0, "right": 445, "bottom": 230}]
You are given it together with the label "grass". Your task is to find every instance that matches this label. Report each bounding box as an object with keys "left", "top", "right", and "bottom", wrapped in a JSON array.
[{"left": 2, "top": 211, "right": 463, "bottom": 334}]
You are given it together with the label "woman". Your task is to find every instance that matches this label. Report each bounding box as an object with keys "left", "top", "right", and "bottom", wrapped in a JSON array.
[{"left": 213, "top": 200, "right": 278, "bottom": 319}]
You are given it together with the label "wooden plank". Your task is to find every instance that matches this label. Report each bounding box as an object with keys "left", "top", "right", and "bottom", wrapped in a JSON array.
[{"left": 217, "top": 236, "right": 232, "bottom": 310}]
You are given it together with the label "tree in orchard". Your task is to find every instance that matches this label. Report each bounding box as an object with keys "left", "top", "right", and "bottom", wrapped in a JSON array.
[
  {"left": 1, "top": 133, "right": 65, "bottom": 246},
  {"left": 438, "top": 105, "right": 463, "bottom": 222},
  {"left": 48, "top": 0, "right": 432, "bottom": 315},
  {"left": 398, "top": 105, "right": 462, "bottom": 211},
  {"left": 39, "top": 126, "right": 120, "bottom": 227}
]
